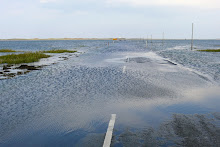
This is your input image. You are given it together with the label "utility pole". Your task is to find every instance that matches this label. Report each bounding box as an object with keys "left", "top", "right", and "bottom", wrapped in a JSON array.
[
  {"left": 146, "top": 36, "right": 148, "bottom": 48},
  {"left": 151, "top": 35, "right": 153, "bottom": 43},
  {"left": 191, "top": 23, "right": 194, "bottom": 50},
  {"left": 162, "top": 32, "right": 164, "bottom": 46}
]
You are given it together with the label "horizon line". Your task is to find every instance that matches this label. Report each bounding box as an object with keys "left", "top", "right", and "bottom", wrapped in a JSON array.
[{"left": 0, "top": 38, "right": 219, "bottom": 41}]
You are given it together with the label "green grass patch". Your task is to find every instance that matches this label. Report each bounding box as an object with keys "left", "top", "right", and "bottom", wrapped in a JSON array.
[
  {"left": 197, "top": 49, "right": 220, "bottom": 52},
  {"left": 43, "top": 49, "right": 77, "bottom": 53},
  {"left": 79, "top": 45, "right": 87, "bottom": 47},
  {"left": 0, "top": 52, "right": 50, "bottom": 64},
  {"left": 0, "top": 49, "right": 17, "bottom": 52}
]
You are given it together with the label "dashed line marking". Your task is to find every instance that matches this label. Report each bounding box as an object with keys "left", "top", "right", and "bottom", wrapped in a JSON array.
[{"left": 103, "top": 114, "right": 116, "bottom": 147}]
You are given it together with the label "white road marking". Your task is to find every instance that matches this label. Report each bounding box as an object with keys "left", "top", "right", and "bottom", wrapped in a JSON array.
[
  {"left": 103, "top": 114, "right": 116, "bottom": 147},
  {"left": 123, "top": 66, "right": 126, "bottom": 73},
  {"left": 126, "top": 56, "right": 130, "bottom": 62}
]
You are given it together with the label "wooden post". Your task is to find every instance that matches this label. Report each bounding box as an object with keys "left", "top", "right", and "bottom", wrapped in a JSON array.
[{"left": 191, "top": 23, "right": 194, "bottom": 50}]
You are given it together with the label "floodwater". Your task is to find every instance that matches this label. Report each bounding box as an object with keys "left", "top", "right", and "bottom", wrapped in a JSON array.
[{"left": 0, "top": 40, "right": 220, "bottom": 146}]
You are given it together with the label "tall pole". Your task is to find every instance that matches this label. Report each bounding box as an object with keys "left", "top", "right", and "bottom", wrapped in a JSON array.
[
  {"left": 191, "top": 23, "right": 194, "bottom": 50},
  {"left": 151, "top": 35, "right": 152, "bottom": 43},
  {"left": 162, "top": 32, "right": 164, "bottom": 46}
]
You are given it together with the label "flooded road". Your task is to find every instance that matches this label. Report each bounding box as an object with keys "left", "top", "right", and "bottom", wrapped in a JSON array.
[{"left": 0, "top": 40, "right": 220, "bottom": 146}]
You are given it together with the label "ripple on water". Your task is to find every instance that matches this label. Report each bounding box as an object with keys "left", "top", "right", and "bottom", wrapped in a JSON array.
[{"left": 0, "top": 40, "right": 220, "bottom": 146}]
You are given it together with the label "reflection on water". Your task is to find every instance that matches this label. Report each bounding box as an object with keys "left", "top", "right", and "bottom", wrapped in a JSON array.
[
  {"left": 114, "top": 112, "right": 220, "bottom": 147},
  {"left": 0, "top": 40, "right": 220, "bottom": 146}
]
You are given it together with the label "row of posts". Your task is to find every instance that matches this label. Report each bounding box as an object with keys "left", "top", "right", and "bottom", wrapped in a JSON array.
[
  {"left": 145, "top": 33, "right": 164, "bottom": 48},
  {"left": 106, "top": 23, "right": 194, "bottom": 50},
  {"left": 145, "top": 23, "right": 194, "bottom": 50}
]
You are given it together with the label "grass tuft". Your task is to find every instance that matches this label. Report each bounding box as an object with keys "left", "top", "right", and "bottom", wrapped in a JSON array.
[
  {"left": 79, "top": 45, "right": 87, "bottom": 47},
  {"left": 43, "top": 49, "right": 77, "bottom": 53},
  {"left": 0, "top": 49, "right": 17, "bottom": 52},
  {"left": 197, "top": 49, "right": 220, "bottom": 52},
  {"left": 0, "top": 52, "right": 50, "bottom": 64}
]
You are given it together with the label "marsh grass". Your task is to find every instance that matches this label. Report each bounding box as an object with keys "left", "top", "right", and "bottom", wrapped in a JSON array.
[
  {"left": 79, "top": 45, "right": 87, "bottom": 47},
  {"left": 0, "top": 49, "right": 77, "bottom": 64},
  {"left": 198, "top": 49, "right": 220, "bottom": 52},
  {"left": 0, "top": 52, "right": 50, "bottom": 64},
  {"left": 0, "top": 49, "right": 17, "bottom": 52},
  {"left": 43, "top": 49, "right": 77, "bottom": 53}
]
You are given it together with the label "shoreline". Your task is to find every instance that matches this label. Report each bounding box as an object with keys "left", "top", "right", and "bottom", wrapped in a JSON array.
[{"left": 0, "top": 38, "right": 219, "bottom": 41}]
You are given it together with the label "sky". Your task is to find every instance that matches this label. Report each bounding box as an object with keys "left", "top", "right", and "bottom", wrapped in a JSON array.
[{"left": 0, "top": 0, "right": 220, "bottom": 39}]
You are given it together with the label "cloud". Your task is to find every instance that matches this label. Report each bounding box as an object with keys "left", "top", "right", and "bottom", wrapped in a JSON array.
[
  {"left": 106, "top": 0, "right": 220, "bottom": 8},
  {"left": 40, "top": 0, "right": 57, "bottom": 3},
  {"left": 40, "top": 0, "right": 49, "bottom": 3},
  {"left": 40, "top": 0, "right": 101, "bottom": 4},
  {"left": 39, "top": 0, "right": 220, "bottom": 8},
  {"left": 73, "top": 10, "right": 88, "bottom": 15}
]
